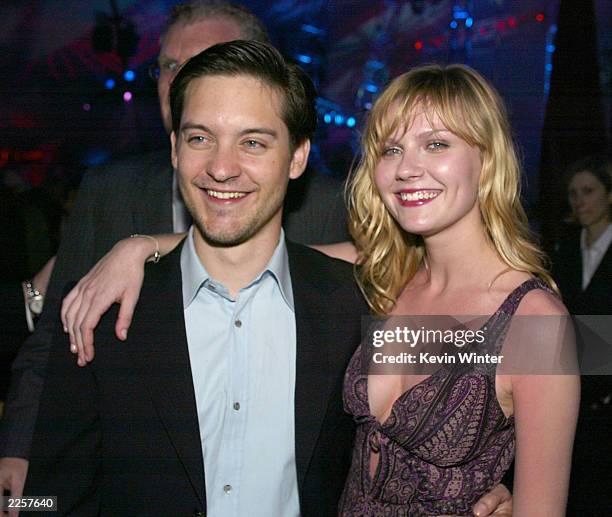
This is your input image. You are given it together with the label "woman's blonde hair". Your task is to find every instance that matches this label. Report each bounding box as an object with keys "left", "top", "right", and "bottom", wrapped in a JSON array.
[{"left": 347, "top": 63, "right": 556, "bottom": 314}]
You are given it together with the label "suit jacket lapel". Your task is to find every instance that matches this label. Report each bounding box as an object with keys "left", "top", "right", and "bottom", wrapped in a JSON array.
[
  {"left": 132, "top": 150, "right": 175, "bottom": 234},
  {"left": 288, "top": 242, "right": 348, "bottom": 490},
  {"left": 126, "top": 242, "right": 206, "bottom": 507}
]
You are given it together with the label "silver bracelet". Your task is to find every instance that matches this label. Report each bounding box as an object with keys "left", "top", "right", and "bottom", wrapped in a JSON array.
[{"left": 130, "top": 234, "right": 161, "bottom": 263}]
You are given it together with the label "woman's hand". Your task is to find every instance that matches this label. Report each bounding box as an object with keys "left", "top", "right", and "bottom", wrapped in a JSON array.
[
  {"left": 61, "top": 233, "right": 184, "bottom": 366},
  {"left": 61, "top": 237, "right": 152, "bottom": 365}
]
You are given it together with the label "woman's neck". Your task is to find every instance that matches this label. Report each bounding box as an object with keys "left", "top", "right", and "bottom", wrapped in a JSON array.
[{"left": 423, "top": 223, "right": 503, "bottom": 292}]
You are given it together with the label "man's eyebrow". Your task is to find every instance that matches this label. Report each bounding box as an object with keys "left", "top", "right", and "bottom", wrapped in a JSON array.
[
  {"left": 238, "top": 128, "right": 278, "bottom": 138},
  {"left": 179, "top": 124, "right": 278, "bottom": 138},
  {"left": 157, "top": 57, "right": 176, "bottom": 67},
  {"left": 180, "top": 123, "right": 212, "bottom": 133}
]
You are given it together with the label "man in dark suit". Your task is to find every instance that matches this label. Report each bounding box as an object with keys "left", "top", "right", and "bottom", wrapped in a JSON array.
[
  {"left": 0, "top": 1, "right": 347, "bottom": 498},
  {"left": 23, "top": 40, "right": 362, "bottom": 516}
]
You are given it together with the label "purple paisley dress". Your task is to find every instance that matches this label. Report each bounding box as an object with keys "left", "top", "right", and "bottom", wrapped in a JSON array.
[{"left": 339, "top": 279, "right": 551, "bottom": 516}]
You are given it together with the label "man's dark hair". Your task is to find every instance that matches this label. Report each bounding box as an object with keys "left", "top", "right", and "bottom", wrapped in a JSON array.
[
  {"left": 170, "top": 40, "right": 317, "bottom": 149},
  {"left": 162, "top": 1, "right": 270, "bottom": 44}
]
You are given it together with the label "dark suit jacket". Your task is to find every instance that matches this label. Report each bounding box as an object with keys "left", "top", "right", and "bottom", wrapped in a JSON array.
[
  {"left": 551, "top": 226, "right": 611, "bottom": 316},
  {"left": 551, "top": 227, "right": 612, "bottom": 513},
  {"left": 23, "top": 242, "right": 366, "bottom": 516},
  {"left": 0, "top": 150, "right": 348, "bottom": 459}
]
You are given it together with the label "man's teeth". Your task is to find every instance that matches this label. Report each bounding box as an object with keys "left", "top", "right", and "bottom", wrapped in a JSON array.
[
  {"left": 400, "top": 191, "right": 439, "bottom": 201},
  {"left": 207, "top": 190, "right": 247, "bottom": 199}
]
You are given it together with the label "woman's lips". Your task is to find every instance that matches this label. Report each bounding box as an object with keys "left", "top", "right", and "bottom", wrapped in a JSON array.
[{"left": 396, "top": 189, "right": 441, "bottom": 207}]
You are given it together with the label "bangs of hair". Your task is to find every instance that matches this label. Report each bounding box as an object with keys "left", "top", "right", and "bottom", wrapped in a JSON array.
[{"left": 365, "top": 68, "right": 494, "bottom": 164}]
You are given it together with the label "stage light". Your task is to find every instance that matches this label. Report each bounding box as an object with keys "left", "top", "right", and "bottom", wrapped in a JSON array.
[
  {"left": 82, "top": 103, "right": 91, "bottom": 111},
  {"left": 301, "top": 24, "right": 323, "bottom": 35},
  {"left": 450, "top": 20, "right": 458, "bottom": 29},
  {"left": 414, "top": 40, "right": 423, "bottom": 50},
  {"left": 364, "top": 83, "right": 379, "bottom": 93},
  {"left": 547, "top": 44, "right": 555, "bottom": 52},
  {"left": 334, "top": 114, "right": 345, "bottom": 126},
  {"left": 323, "top": 113, "right": 332, "bottom": 124},
  {"left": 104, "top": 78, "right": 115, "bottom": 89},
  {"left": 123, "top": 70, "right": 135, "bottom": 82},
  {"left": 545, "top": 63, "right": 553, "bottom": 72},
  {"left": 465, "top": 17, "right": 473, "bottom": 28},
  {"left": 123, "top": 91, "right": 133, "bottom": 102},
  {"left": 296, "top": 54, "right": 313, "bottom": 64},
  {"left": 536, "top": 13, "right": 545, "bottom": 22},
  {"left": 347, "top": 117, "right": 356, "bottom": 128}
]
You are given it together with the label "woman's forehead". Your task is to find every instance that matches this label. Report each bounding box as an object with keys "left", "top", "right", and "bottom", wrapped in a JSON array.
[
  {"left": 569, "top": 170, "right": 604, "bottom": 188},
  {"left": 383, "top": 101, "right": 451, "bottom": 136}
]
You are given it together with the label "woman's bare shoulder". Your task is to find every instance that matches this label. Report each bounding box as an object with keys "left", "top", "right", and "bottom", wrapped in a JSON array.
[{"left": 515, "top": 284, "right": 568, "bottom": 316}]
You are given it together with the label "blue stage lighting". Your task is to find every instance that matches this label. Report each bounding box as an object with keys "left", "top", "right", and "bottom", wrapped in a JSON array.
[
  {"left": 301, "top": 24, "right": 323, "bottom": 35},
  {"left": 104, "top": 78, "right": 115, "bottom": 89},
  {"left": 296, "top": 54, "right": 313, "bottom": 64},
  {"left": 123, "top": 70, "right": 135, "bottom": 82},
  {"left": 346, "top": 117, "right": 356, "bottom": 128}
]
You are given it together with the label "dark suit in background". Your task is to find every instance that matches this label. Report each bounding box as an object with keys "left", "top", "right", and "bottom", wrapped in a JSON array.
[
  {"left": 24, "top": 242, "right": 365, "bottom": 516},
  {"left": 0, "top": 149, "right": 348, "bottom": 459},
  {"left": 552, "top": 226, "right": 611, "bottom": 316},
  {"left": 551, "top": 225, "right": 612, "bottom": 515}
]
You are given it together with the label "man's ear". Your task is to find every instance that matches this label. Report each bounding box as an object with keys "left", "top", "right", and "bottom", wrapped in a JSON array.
[
  {"left": 170, "top": 131, "right": 178, "bottom": 170},
  {"left": 288, "top": 139, "right": 311, "bottom": 180}
]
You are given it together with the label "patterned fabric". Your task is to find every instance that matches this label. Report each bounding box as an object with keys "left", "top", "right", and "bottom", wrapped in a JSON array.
[{"left": 339, "top": 279, "right": 551, "bottom": 516}]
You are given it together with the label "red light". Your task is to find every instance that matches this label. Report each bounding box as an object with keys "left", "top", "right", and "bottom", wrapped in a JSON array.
[
  {"left": 507, "top": 17, "right": 517, "bottom": 28},
  {"left": 24, "top": 150, "right": 44, "bottom": 161},
  {"left": 479, "top": 27, "right": 488, "bottom": 35},
  {"left": 536, "top": 13, "right": 545, "bottom": 22},
  {"left": 496, "top": 21, "right": 506, "bottom": 31},
  {"left": 414, "top": 40, "right": 423, "bottom": 50}
]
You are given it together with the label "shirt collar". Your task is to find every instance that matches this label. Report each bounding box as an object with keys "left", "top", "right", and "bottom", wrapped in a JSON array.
[
  {"left": 581, "top": 223, "right": 612, "bottom": 254},
  {"left": 180, "top": 226, "right": 294, "bottom": 311}
]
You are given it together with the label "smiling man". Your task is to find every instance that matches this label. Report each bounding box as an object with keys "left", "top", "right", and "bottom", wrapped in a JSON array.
[{"left": 22, "top": 41, "right": 366, "bottom": 517}]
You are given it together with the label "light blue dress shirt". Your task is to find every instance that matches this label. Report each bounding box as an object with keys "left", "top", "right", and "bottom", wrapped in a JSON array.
[{"left": 181, "top": 227, "right": 299, "bottom": 517}]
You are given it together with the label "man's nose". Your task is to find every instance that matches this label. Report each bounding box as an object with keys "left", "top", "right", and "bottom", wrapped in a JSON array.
[{"left": 207, "top": 145, "right": 241, "bottom": 182}]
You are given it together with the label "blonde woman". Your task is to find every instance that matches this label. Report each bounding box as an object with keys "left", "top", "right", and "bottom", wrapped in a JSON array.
[
  {"left": 331, "top": 64, "right": 579, "bottom": 515},
  {"left": 63, "top": 65, "right": 577, "bottom": 515}
]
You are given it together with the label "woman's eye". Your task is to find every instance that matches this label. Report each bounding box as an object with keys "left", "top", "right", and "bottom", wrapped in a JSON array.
[
  {"left": 427, "top": 141, "right": 448, "bottom": 151},
  {"left": 382, "top": 146, "right": 402, "bottom": 157}
]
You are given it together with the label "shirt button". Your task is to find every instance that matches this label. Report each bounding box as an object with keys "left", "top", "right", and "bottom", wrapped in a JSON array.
[
  {"left": 234, "top": 319, "right": 242, "bottom": 328},
  {"left": 233, "top": 402, "right": 241, "bottom": 411},
  {"left": 223, "top": 484, "right": 232, "bottom": 494}
]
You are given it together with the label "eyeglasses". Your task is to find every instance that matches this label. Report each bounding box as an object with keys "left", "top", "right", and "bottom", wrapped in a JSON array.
[{"left": 148, "top": 60, "right": 182, "bottom": 81}]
